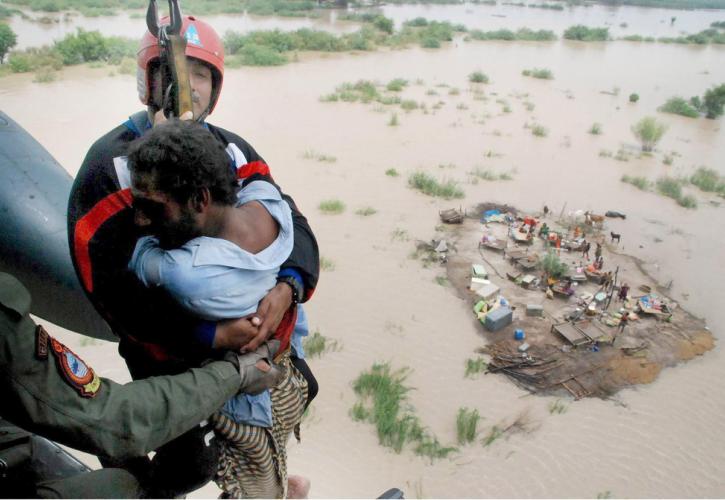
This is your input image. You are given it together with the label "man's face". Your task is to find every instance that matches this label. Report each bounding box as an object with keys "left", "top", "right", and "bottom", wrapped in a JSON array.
[
  {"left": 150, "top": 57, "right": 213, "bottom": 120},
  {"left": 131, "top": 172, "right": 201, "bottom": 249}
]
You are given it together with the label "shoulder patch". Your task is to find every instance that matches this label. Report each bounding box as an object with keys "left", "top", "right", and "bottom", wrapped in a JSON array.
[
  {"left": 50, "top": 337, "right": 101, "bottom": 398},
  {"left": 35, "top": 325, "right": 49, "bottom": 360}
]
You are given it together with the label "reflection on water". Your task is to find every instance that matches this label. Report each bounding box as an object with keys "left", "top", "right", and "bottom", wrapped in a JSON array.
[{"left": 6, "top": 2, "right": 725, "bottom": 50}]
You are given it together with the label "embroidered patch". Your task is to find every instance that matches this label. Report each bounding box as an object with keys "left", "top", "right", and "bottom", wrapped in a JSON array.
[
  {"left": 50, "top": 337, "right": 101, "bottom": 398},
  {"left": 35, "top": 325, "right": 49, "bottom": 360}
]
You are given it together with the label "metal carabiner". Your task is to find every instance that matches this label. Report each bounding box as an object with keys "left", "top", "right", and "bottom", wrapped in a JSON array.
[{"left": 146, "top": 0, "right": 182, "bottom": 40}]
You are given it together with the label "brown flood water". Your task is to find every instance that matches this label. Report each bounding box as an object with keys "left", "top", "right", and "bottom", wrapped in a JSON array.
[{"left": 2, "top": 35, "right": 725, "bottom": 498}]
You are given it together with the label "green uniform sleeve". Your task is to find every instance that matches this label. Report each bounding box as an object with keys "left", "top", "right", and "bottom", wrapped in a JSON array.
[{"left": 0, "top": 273, "right": 239, "bottom": 461}]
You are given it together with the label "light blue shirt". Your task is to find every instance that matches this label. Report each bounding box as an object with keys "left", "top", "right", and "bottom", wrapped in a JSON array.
[{"left": 129, "top": 181, "right": 308, "bottom": 428}]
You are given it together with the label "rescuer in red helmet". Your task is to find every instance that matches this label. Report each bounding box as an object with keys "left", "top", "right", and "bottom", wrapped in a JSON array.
[
  {"left": 137, "top": 15, "right": 224, "bottom": 122},
  {"left": 67, "top": 15, "right": 319, "bottom": 498}
]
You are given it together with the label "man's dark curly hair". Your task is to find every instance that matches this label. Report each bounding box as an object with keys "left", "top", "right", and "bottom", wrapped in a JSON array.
[{"left": 126, "top": 120, "right": 237, "bottom": 205}]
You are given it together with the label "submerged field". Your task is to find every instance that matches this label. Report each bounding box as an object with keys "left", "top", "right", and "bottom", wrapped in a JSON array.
[{"left": 2, "top": 5, "right": 725, "bottom": 498}]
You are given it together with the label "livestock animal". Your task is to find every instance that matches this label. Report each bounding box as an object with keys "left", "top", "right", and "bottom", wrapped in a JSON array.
[{"left": 610, "top": 231, "right": 621, "bottom": 244}]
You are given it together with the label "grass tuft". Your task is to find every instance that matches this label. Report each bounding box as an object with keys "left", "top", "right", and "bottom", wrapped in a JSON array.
[
  {"left": 303, "top": 329, "right": 340, "bottom": 358},
  {"left": 351, "top": 362, "right": 456, "bottom": 460},
  {"left": 456, "top": 407, "right": 480, "bottom": 445},
  {"left": 408, "top": 171, "right": 464, "bottom": 199},
  {"left": 464, "top": 357, "right": 488, "bottom": 378},
  {"left": 621, "top": 175, "right": 651, "bottom": 191},
  {"left": 522, "top": 67, "right": 553, "bottom": 80},
  {"left": 355, "top": 206, "right": 378, "bottom": 216},
  {"left": 318, "top": 199, "right": 346, "bottom": 214}
]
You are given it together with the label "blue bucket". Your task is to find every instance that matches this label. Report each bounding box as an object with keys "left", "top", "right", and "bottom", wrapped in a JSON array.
[{"left": 514, "top": 329, "right": 525, "bottom": 341}]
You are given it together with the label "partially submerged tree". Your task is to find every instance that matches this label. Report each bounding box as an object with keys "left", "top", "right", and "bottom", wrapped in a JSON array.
[
  {"left": 702, "top": 84, "right": 725, "bottom": 119},
  {"left": 632, "top": 117, "right": 667, "bottom": 152},
  {"left": 0, "top": 23, "right": 17, "bottom": 64}
]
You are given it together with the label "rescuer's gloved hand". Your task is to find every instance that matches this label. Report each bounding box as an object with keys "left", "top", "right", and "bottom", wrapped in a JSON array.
[{"left": 224, "top": 340, "right": 284, "bottom": 395}]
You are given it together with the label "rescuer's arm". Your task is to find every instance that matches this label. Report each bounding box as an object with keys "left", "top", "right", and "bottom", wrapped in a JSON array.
[{"left": 0, "top": 273, "right": 239, "bottom": 461}]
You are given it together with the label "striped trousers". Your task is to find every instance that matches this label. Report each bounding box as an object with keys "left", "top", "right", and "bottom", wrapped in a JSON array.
[{"left": 212, "top": 354, "right": 308, "bottom": 499}]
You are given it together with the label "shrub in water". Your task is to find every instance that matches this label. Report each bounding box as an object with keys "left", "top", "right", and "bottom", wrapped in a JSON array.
[
  {"left": 563, "top": 25, "right": 609, "bottom": 41},
  {"left": 629, "top": 93, "right": 640, "bottom": 103},
  {"left": 469, "top": 71, "right": 489, "bottom": 84},
  {"left": 658, "top": 96, "right": 699, "bottom": 118},
  {"left": 632, "top": 117, "right": 667, "bottom": 152}
]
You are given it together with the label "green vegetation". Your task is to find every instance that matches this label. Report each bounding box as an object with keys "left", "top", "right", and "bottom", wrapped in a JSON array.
[
  {"left": 320, "top": 256, "right": 336, "bottom": 271},
  {"left": 468, "top": 71, "right": 489, "bottom": 84},
  {"left": 386, "top": 78, "right": 408, "bottom": 91},
  {"left": 351, "top": 363, "right": 456, "bottom": 460},
  {"left": 522, "top": 67, "right": 553, "bottom": 80},
  {"left": 563, "top": 25, "right": 609, "bottom": 41},
  {"left": 302, "top": 330, "right": 340, "bottom": 358},
  {"left": 390, "top": 228, "right": 409, "bottom": 242},
  {"left": 621, "top": 175, "right": 651, "bottom": 191},
  {"left": 703, "top": 83, "right": 725, "bottom": 119},
  {"left": 713, "top": 21, "right": 725, "bottom": 29},
  {"left": 621, "top": 34, "right": 656, "bottom": 42},
  {"left": 385, "top": 168, "right": 400, "bottom": 177},
  {"left": 400, "top": 99, "right": 419, "bottom": 111},
  {"left": 629, "top": 93, "right": 640, "bottom": 103},
  {"left": 318, "top": 199, "right": 346, "bottom": 214},
  {"left": 4, "top": 28, "right": 135, "bottom": 77},
  {"left": 482, "top": 425, "right": 504, "bottom": 447},
  {"left": 408, "top": 171, "right": 464, "bottom": 199},
  {"left": 531, "top": 124, "right": 548, "bottom": 137},
  {"left": 388, "top": 112, "right": 399, "bottom": 126},
  {"left": 548, "top": 399, "right": 568, "bottom": 414},
  {"left": 469, "top": 167, "right": 514, "bottom": 181},
  {"left": 0, "top": 24, "right": 17, "bottom": 64},
  {"left": 464, "top": 357, "right": 488, "bottom": 378},
  {"left": 631, "top": 116, "right": 667, "bottom": 152},
  {"left": 658, "top": 96, "right": 699, "bottom": 118},
  {"left": 468, "top": 28, "right": 556, "bottom": 42},
  {"left": 434, "top": 275, "right": 448, "bottom": 286},
  {"left": 658, "top": 28, "right": 725, "bottom": 45},
  {"left": 656, "top": 176, "right": 697, "bottom": 208},
  {"left": 690, "top": 167, "right": 725, "bottom": 196},
  {"left": 589, "top": 123, "right": 602, "bottom": 135},
  {"left": 541, "top": 251, "right": 568, "bottom": 278},
  {"left": 302, "top": 149, "right": 337, "bottom": 162},
  {"left": 355, "top": 206, "right": 378, "bottom": 216},
  {"left": 456, "top": 407, "right": 480, "bottom": 445}
]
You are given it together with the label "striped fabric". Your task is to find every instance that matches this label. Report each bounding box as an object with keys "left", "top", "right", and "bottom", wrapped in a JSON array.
[{"left": 212, "top": 354, "right": 308, "bottom": 498}]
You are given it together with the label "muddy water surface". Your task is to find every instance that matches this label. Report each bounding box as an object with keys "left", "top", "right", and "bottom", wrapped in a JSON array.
[{"left": 2, "top": 29, "right": 725, "bottom": 499}]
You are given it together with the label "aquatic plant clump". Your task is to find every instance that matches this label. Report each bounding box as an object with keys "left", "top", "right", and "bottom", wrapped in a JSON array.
[
  {"left": 621, "top": 175, "right": 651, "bottom": 191},
  {"left": 563, "top": 25, "right": 609, "bottom": 41},
  {"left": 690, "top": 167, "right": 725, "bottom": 195},
  {"left": 468, "top": 28, "right": 556, "bottom": 42},
  {"left": 631, "top": 116, "right": 667, "bottom": 152},
  {"left": 658, "top": 97, "right": 700, "bottom": 118},
  {"left": 522, "top": 67, "right": 554, "bottom": 79},
  {"left": 456, "top": 407, "right": 480, "bottom": 445},
  {"left": 408, "top": 171, "right": 464, "bottom": 199},
  {"left": 468, "top": 71, "right": 489, "bottom": 84},
  {"left": 318, "top": 199, "right": 346, "bottom": 214},
  {"left": 351, "top": 363, "right": 456, "bottom": 461}
]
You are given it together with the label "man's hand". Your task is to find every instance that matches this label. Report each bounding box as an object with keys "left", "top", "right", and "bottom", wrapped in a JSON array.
[
  {"left": 241, "top": 283, "right": 293, "bottom": 352},
  {"left": 213, "top": 317, "right": 259, "bottom": 351}
]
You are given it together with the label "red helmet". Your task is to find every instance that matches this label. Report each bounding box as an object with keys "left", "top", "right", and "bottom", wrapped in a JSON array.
[{"left": 137, "top": 15, "right": 225, "bottom": 115}]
